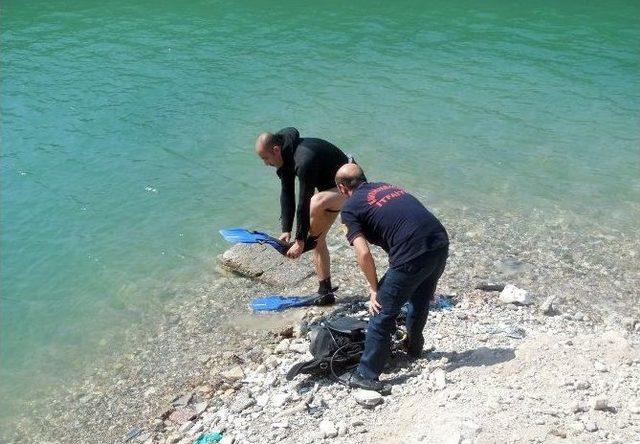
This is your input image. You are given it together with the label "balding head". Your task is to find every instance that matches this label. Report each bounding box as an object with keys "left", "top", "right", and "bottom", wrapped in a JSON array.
[
  {"left": 335, "top": 163, "right": 367, "bottom": 196},
  {"left": 255, "top": 132, "right": 284, "bottom": 168}
]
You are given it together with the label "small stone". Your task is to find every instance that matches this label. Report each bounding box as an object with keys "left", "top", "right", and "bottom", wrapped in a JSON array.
[
  {"left": 550, "top": 429, "right": 566, "bottom": 439},
  {"left": 274, "top": 339, "right": 290, "bottom": 354},
  {"left": 279, "top": 325, "right": 294, "bottom": 338},
  {"left": 178, "top": 420, "right": 193, "bottom": 433},
  {"left": 319, "top": 419, "right": 338, "bottom": 438},
  {"left": 584, "top": 421, "right": 598, "bottom": 432},
  {"left": 461, "top": 420, "right": 481, "bottom": 438},
  {"left": 122, "top": 426, "right": 143, "bottom": 443},
  {"left": 569, "top": 421, "right": 584, "bottom": 434},
  {"left": 144, "top": 387, "right": 157, "bottom": 398},
  {"left": 219, "top": 435, "right": 235, "bottom": 444},
  {"left": 353, "top": 389, "right": 383, "bottom": 408},
  {"left": 540, "top": 295, "right": 556, "bottom": 315},
  {"left": 430, "top": 368, "right": 447, "bottom": 390},
  {"left": 498, "top": 284, "right": 532, "bottom": 305},
  {"left": 294, "top": 321, "right": 309, "bottom": 338},
  {"left": 271, "top": 392, "right": 291, "bottom": 408},
  {"left": 288, "top": 342, "right": 308, "bottom": 354},
  {"left": 272, "top": 420, "right": 290, "bottom": 428},
  {"left": 168, "top": 408, "right": 196, "bottom": 424},
  {"left": 576, "top": 381, "right": 591, "bottom": 390},
  {"left": 256, "top": 393, "right": 270, "bottom": 407},
  {"left": 230, "top": 392, "right": 256, "bottom": 413},
  {"left": 593, "top": 361, "right": 608, "bottom": 372},
  {"left": 221, "top": 366, "right": 245, "bottom": 381},
  {"left": 592, "top": 397, "right": 609, "bottom": 411},
  {"left": 573, "top": 312, "right": 585, "bottom": 321},
  {"left": 171, "top": 393, "right": 193, "bottom": 407},
  {"left": 194, "top": 401, "right": 208, "bottom": 415},
  {"left": 628, "top": 400, "right": 640, "bottom": 414},
  {"left": 572, "top": 403, "right": 588, "bottom": 413}
]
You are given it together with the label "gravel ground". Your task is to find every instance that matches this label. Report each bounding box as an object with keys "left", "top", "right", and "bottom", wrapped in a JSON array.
[{"left": 5, "top": 206, "right": 639, "bottom": 443}]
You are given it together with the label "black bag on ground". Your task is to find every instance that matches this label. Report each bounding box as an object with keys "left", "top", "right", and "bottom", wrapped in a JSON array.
[{"left": 286, "top": 317, "right": 367, "bottom": 381}]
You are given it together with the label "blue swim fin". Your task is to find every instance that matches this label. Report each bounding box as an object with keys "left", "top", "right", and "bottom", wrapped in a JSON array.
[
  {"left": 251, "top": 294, "right": 324, "bottom": 312},
  {"left": 219, "top": 227, "right": 289, "bottom": 255}
]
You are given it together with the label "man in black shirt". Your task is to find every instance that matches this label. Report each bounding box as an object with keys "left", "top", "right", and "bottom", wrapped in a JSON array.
[
  {"left": 336, "top": 163, "right": 449, "bottom": 392},
  {"left": 255, "top": 127, "right": 349, "bottom": 301}
]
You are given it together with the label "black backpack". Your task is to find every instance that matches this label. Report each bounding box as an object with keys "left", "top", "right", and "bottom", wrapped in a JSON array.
[{"left": 286, "top": 317, "right": 367, "bottom": 381}]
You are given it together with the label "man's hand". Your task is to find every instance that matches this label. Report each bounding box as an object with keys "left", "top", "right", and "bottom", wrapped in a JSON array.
[
  {"left": 286, "top": 240, "right": 304, "bottom": 259},
  {"left": 369, "top": 288, "right": 381, "bottom": 315},
  {"left": 279, "top": 232, "right": 291, "bottom": 244}
]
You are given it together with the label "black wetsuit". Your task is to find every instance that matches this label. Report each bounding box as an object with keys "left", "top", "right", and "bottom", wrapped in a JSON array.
[{"left": 276, "top": 127, "right": 349, "bottom": 241}]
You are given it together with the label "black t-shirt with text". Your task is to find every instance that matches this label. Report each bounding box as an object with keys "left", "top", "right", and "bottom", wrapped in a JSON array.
[{"left": 340, "top": 182, "right": 449, "bottom": 267}]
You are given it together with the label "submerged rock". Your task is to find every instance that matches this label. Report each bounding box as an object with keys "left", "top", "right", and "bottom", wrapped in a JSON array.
[{"left": 218, "top": 243, "right": 314, "bottom": 286}]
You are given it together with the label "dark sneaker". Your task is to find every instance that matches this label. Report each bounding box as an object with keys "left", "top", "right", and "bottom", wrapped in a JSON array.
[
  {"left": 349, "top": 372, "right": 391, "bottom": 395},
  {"left": 400, "top": 336, "right": 425, "bottom": 359},
  {"left": 313, "top": 292, "right": 336, "bottom": 306}
]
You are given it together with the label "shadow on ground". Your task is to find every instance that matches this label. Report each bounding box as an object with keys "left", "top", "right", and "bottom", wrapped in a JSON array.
[{"left": 429, "top": 347, "right": 516, "bottom": 371}]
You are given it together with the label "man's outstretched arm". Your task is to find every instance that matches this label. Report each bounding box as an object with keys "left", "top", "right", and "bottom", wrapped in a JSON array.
[
  {"left": 352, "top": 235, "right": 381, "bottom": 314},
  {"left": 279, "top": 171, "right": 295, "bottom": 241}
]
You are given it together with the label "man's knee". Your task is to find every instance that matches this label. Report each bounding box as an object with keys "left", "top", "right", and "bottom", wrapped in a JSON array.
[
  {"left": 369, "top": 312, "right": 398, "bottom": 337},
  {"left": 310, "top": 193, "right": 330, "bottom": 214}
]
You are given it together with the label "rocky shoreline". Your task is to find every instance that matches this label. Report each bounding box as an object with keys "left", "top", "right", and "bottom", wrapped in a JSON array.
[{"left": 6, "top": 207, "right": 640, "bottom": 443}]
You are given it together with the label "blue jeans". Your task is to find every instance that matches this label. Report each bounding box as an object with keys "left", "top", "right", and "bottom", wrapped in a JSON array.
[{"left": 357, "top": 245, "right": 448, "bottom": 380}]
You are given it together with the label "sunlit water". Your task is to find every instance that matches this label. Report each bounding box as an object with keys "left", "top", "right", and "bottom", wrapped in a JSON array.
[{"left": 2, "top": 0, "right": 639, "bottom": 427}]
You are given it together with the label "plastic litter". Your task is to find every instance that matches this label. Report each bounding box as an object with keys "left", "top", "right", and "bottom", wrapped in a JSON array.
[{"left": 195, "top": 432, "right": 224, "bottom": 444}]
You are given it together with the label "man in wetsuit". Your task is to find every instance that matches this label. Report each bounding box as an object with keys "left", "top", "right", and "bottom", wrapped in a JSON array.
[
  {"left": 335, "top": 163, "right": 449, "bottom": 392},
  {"left": 255, "top": 127, "right": 349, "bottom": 302}
]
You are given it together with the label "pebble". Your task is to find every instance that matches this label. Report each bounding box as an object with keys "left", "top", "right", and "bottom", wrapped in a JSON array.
[
  {"left": 540, "top": 295, "right": 556, "bottom": 315},
  {"left": 430, "top": 368, "right": 447, "bottom": 390},
  {"left": 194, "top": 401, "right": 208, "bottom": 415},
  {"left": 499, "top": 284, "right": 532, "bottom": 305},
  {"left": 221, "top": 366, "right": 245, "bottom": 381},
  {"left": 168, "top": 408, "right": 196, "bottom": 424},
  {"left": 593, "top": 361, "right": 608, "bottom": 372},
  {"left": 271, "top": 392, "right": 291, "bottom": 408},
  {"left": 320, "top": 419, "right": 338, "bottom": 438},
  {"left": 230, "top": 393, "right": 256, "bottom": 413},
  {"left": 288, "top": 342, "right": 308, "bottom": 354},
  {"left": 274, "top": 339, "right": 290, "bottom": 354},
  {"left": 584, "top": 421, "right": 598, "bottom": 432},
  {"left": 592, "top": 397, "right": 610, "bottom": 411},
  {"left": 219, "top": 435, "right": 235, "bottom": 444},
  {"left": 353, "top": 389, "right": 383, "bottom": 408},
  {"left": 628, "top": 401, "right": 640, "bottom": 414},
  {"left": 178, "top": 420, "right": 193, "bottom": 433},
  {"left": 575, "top": 381, "right": 591, "bottom": 390}
]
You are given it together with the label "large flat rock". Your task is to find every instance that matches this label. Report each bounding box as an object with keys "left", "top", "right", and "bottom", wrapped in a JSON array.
[{"left": 218, "top": 243, "right": 315, "bottom": 286}]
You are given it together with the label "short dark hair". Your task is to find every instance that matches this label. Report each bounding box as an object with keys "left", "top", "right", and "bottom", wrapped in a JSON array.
[
  {"left": 336, "top": 169, "right": 367, "bottom": 191},
  {"left": 264, "top": 133, "right": 284, "bottom": 150}
]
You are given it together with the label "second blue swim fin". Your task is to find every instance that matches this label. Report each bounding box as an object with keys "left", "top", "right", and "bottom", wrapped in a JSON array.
[{"left": 219, "top": 227, "right": 289, "bottom": 255}]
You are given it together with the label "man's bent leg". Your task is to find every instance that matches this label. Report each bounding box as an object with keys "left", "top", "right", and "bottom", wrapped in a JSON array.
[
  {"left": 357, "top": 265, "right": 424, "bottom": 379},
  {"left": 405, "top": 247, "right": 448, "bottom": 356},
  {"left": 309, "top": 189, "right": 346, "bottom": 294}
]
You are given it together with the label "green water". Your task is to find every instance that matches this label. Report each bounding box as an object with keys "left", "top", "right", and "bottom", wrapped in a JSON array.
[{"left": 2, "top": 0, "right": 639, "bottom": 424}]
